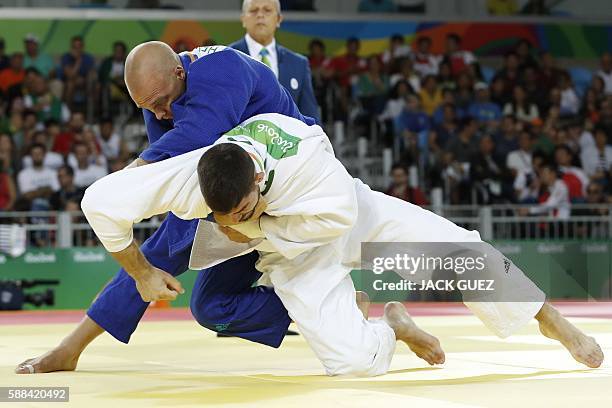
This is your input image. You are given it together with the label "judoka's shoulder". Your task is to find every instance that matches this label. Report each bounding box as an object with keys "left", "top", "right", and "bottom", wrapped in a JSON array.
[{"left": 189, "top": 46, "right": 251, "bottom": 72}]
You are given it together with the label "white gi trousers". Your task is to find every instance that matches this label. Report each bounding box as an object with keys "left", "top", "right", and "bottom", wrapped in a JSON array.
[{"left": 256, "top": 157, "right": 545, "bottom": 377}]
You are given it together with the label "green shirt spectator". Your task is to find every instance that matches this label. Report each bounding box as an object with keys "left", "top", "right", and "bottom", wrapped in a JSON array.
[{"left": 23, "top": 34, "right": 54, "bottom": 78}]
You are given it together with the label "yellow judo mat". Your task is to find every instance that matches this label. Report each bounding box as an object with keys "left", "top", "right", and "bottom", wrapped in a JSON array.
[{"left": 1, "top": 312, "right": 611, "bottom": 407}]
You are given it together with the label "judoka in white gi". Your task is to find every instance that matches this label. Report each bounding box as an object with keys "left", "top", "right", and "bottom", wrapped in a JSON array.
[{"left": 81, "top": 113, "right": 604, "bottom": 376}]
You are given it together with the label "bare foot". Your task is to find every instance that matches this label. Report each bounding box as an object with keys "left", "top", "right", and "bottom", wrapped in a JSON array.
[
  {"left": 383, "top": 301, "right": 445, "bottom": 365},
  {"left": 15, "top": 346, "right": 80, "bottom": 374},
  {"left": 536, "top": 303, "right": 604, "bottom": 368},
  {"left": 356, "top": 291, "right": 370, "bottom": 320}
]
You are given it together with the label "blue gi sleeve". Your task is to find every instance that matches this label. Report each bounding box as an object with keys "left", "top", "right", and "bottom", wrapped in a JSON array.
[{"left": 140, "top": 51, "right": 257, "bottom": 162}]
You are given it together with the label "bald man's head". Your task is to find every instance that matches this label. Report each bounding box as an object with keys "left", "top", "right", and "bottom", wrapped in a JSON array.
[{"left": 125, "top": 41, "right": 186, "bottom": 120}]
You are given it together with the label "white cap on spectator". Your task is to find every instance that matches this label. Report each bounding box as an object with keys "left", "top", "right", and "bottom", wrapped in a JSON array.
[
  {"left": 24, "top": 33, "right": 39, "bottom": 43},
  {"left": 474, "top": 82, "right": 488, "bottom": 91}
]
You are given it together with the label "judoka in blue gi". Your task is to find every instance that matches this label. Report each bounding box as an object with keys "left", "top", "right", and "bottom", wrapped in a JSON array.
[{"left": 15, "top": 41, "right": 315, "bottom": 374}]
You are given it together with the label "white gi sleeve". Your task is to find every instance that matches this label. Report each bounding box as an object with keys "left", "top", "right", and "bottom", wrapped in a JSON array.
[{"left": 81, "top": 148, "right": 210, "bottom": 253}]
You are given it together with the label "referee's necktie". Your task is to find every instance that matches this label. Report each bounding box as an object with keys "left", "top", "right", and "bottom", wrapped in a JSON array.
[{"left": 259, "top": 48, "right": 272, "bottom": 69}]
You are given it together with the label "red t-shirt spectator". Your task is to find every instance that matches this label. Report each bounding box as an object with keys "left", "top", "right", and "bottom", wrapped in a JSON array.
[
  {"left": 52, "top": 132, "right": 75, "bottom": 155},
  {"left": 385, "top": 185, "right": 430, "bottom": 206},
  {"left": 0, "top": 67, "right": 25, "bottom": 93},
  {"left": 324, "top": 54, "right": 367, "bottom": 88}
]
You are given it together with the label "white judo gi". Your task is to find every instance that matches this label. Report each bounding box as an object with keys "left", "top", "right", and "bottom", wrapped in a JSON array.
[{"left": 82, "top": 113, "right": 545, "bottom": 377}]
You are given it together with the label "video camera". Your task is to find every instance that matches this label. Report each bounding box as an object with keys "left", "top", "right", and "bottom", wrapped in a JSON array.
[{"left": 0, "top": 279, "right": 59, "bottom": 310}]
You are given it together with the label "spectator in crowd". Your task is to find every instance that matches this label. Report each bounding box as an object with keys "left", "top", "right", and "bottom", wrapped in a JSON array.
[
  {"left": 468, "top": 82, "right": 502, "bottom": 127},
  {"left": 49, "top": 165, "right": 85, "bottom": 211},
  {"left": 389, "top": 57, "right": 420, "bottom": 92},
  {"left": 67, "top": 127, "right": 106, "bottom": 169},
  {"left": 0, "top": 159, "right": 16, "bottom": 211},
  {"left": 0, "top": 96, "right": 9, "bottom": 135},
  {"left": 558, "top": 71, "right": 580, "bottom": 116},
  {"left": 358, "top": 0, "right": 396, "bottom": 12},
  {"left": 432, "top": 89, "right": 464, "bottom": 126},
  {"left": 506, "top": 129, "right": 534, "bottom": 177},
  {"left": 52, "top": 111, "right": 85, "bottom": 155},
  {"left": 324, "top": 37, "right": 367, "bottom": 119},
  {"left": 12, "top": 110, "right": 40, "bottom": 155},
  {"left": 568, "top": 119, "right": 594, "bottom": 151},
  {"left": 22, "top": 130, "right": 63, "bottom": 170},
  {"left": 386, "top": 163, "right": 429, "bottom": 205},
  {"left": 381, "top": 34, "right": 411, "bottom": 70},
  {"left": 430, "top": 103, "right": 460, "bottom": 154},
  {"left": 98, "top": 41, "right": 129, "bottom": 116},
  {"left": 519, "top": 163, "right": 570, "bottom": 220},
  {"left": 490, "top": 76, "right": 510, "bottom": 108},
  {"left": 386, "top": 81, "right": 414, "bottom": 120},
  {"left": 412, "top": 36, "right": 440, "bottom": 77},
  {"left": 580, "top": 127, "right": 612, "bottom": 183},
  {"left": 96, "top": 117, "right": 127, "bottom": 162},
  {"left": 0, "top": 38, "right": 9, "bottom": 71},
  {"left": 0, "top": 133, "right": 19, "bottom": 176},
  {"left": 307, "top": 39, "right": 330, "bottom": 120},
  {"left": 538, "top": 51, "right": 562, "bottom": 95},
  {"left": 355, "top": 55, "right": 390, "bottom": 118},
  {"left": 440, "top": 150, "right": 471, "bottom": 204},
  {"left": 514, "top": 150, "right": 545, "bottom": 203},
  {"left": 59, "top": 36, "right": 96, "bottom": 110},
  {"left": 0, "top": 53, "right": 26, "bottom": 94},
  {"left": 69, "top": 142, "right": 107, "bottom": 188},
  {"left": 503, "top": 84, "right": 539, "bottom": 123},
  {"left": 598, "top": 97, "right": 612, "bottom": 136},
  {"left": 397, "top": 94, "right": 430, "bottom": 137},
  {"left": 231, "top": 0, "right": 320, "bottom": 122},
  {"left": 554, "top": 144, "right": 589, "bottom": 201},
  {"left": 23, "top": 34, "right": 54, "bottom": 78},
  {"left": 454, "top": 71, "right": 474, "bottom": 111},
  {"left": 522, "top": 66, "right": 548, "bottom": 114},
  {"left": 494, "top": 114, "right": 520, "bottom": 161},
  {"left": 418, "top": 74, "right": 443, "bottom": 116},
  {"left": 514, "top": 39, "right": 538, "bottom": 71},
  {"left": 443, "top": 33, "right": 477, "bottom": 78},
  {"left": 15, "top": 143, "right": 59, "bottom": 211},
  {"left": 436, "top": 61, "right": 455, "bottom": 90},
  {"left": 22, "top": 70, "right": 70, "bottom": 124},
  {"left": 596, "top": 52, "right": 612, "bottom": 95},
  {"left": 378, "top": 80, "right": 411, "bottom": 144},
  {"left": 471, "top": 134, "right": 509, "bottom": 203},
  {"left": 494, "top": 51, "right": 522, "bottom": 99},
  {"left": 446, "top": 117, "right": 479, "bottom": 163},
  {"left": 581, "top": 82, "right": 604, "bottom": 122}
]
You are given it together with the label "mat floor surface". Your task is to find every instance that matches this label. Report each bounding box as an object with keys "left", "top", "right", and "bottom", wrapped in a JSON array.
[{"left": 1, "top": 302, "right": 611, "bottom": 408}]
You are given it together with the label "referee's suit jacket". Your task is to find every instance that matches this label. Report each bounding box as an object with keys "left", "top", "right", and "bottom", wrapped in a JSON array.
[{"left": 229, "top": 37, "right": 321, "bottom": 124}]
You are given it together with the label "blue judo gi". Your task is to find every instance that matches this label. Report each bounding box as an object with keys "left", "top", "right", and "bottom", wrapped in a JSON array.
[{"left": 87, "top": 47, "right": 315, "bottom": 348}]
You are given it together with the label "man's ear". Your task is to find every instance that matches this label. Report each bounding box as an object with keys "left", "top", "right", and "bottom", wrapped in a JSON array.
[
  {"left": 277, "top": 13, "right": 283, "bottom": 28},
  {"left": 175, "top": 65, "right": 185, "bottom": 81},
  {"left": 254, "top": 172, "right": 265, "bottom": 183}
]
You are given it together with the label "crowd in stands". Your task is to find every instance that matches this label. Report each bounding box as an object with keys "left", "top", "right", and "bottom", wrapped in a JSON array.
[
  {"left": 1, "top": 29, "right": 611, "bottom": 245},
  {"left": 0, "top": 34, "right": 130, "bottom": 220},
  {"left": 308, "top": 33, "right": 612, "bottom": 224}
]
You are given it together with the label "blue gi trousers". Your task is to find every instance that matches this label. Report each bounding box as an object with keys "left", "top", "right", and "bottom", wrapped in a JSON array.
[{"left": 86, "top": 217, "right": 291, "bottom": 348}]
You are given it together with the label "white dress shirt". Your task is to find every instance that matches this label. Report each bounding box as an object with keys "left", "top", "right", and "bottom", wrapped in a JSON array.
[{"left": 245, "top": 34, "right": 279, "bottom": 78}]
